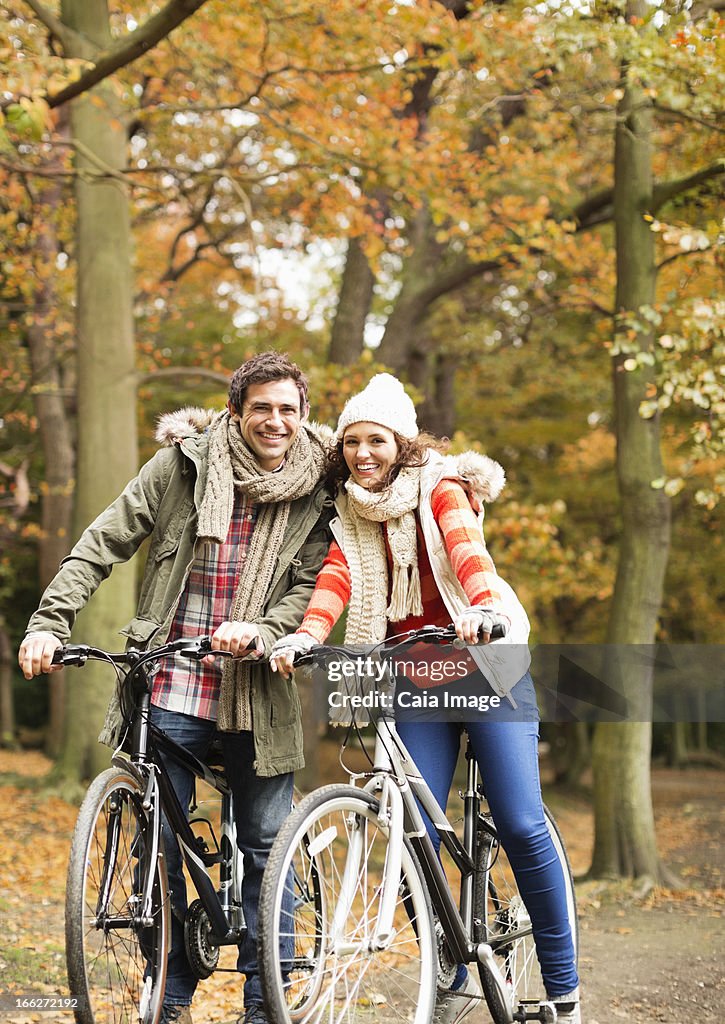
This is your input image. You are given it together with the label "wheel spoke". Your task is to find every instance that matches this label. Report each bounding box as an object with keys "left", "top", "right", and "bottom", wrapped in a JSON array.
[
  {"left": 475, "top": 806, "right": 578, "bottom": 1023},
  {"left": 260, "top": 786, "right": 436, "bottom": 1024},
  {"left": 66, "top": 768, "right": 169, "bottom": 1024}
]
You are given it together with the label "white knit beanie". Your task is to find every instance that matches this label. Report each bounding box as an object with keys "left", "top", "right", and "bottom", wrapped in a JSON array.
[{"left": 336, "top": 373, "right": 418, "bottom": 440}]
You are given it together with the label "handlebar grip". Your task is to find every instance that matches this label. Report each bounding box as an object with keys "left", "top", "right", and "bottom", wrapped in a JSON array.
[
  {"left": 177, "top": 635, "right": 261, "bottom": 660},
  {"left": 51, "top": 644, "right": 90, "bottom": 666},
  {"left": 485, "top": 622, "right": 507, "bottom": 641},
  {"left": 433, "top": 622, "right": 508, "bottom": 643}
]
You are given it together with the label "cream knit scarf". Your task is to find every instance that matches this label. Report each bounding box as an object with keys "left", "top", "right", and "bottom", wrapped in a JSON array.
[
  {"left": 342, "top": 466, "right": 423, "bottom": 644},
  {"left": 198, "top": 410, "right": 326, "bottom": 731}
]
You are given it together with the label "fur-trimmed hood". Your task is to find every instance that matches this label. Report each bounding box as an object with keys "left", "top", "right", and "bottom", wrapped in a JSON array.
[
  {"left": 155, "top": 406, "right": 215, "bottom": 445},
  {"left": 426, "top": 449, "right": 505, "bottom": 505},
  {"left": 449, "top": 450, "right": 505, "bottom": 503},
  {"left": 155, "top": 406, "right": 334, "bottom": 448}
]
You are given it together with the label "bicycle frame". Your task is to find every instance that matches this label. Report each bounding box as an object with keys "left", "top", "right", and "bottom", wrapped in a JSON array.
[
  {"left": 62, "top": 634, "right": 271, "bottom": 1024},
  {"left": 354, "top": 710, "right": 481, "bottom": 964},
  {"left": 118, "top": 670, "right": 246, "bottom": 947},
  {"left": 317, "top": 635, "right": 536, "bottom": 969},
  {"left": 339, "top": 709, "right": 542, "bottom": 1024},
  {"left": 262, "top": 627, "right": 568, "bottom": 1024}
]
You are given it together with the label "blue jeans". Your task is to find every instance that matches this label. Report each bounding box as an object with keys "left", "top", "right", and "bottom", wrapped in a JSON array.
[
  {"left": 149, "top": 707, "right": 294, "bottom": 1008},
  {"left": 396, "top": 673, "right": 579, "bottom": 998}
]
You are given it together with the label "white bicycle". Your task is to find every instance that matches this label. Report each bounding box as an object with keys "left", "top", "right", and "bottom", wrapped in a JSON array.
[{"left": 257, "top": 624, "right": 577, "bottom": 1024}]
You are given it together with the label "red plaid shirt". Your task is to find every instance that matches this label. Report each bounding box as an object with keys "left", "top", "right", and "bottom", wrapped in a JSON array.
[{"left": 151, "top": 492, "right": 258, "bottom": 720}]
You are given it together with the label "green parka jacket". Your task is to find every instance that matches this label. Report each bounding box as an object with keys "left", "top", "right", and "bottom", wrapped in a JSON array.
[{"left": 26, "top": 414, "right": 333, "bottom": 776}]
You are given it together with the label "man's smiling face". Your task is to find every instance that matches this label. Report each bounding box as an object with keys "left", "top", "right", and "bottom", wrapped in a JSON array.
[{"left": 230, "top": 378, "right": 307, "bottom": 470}]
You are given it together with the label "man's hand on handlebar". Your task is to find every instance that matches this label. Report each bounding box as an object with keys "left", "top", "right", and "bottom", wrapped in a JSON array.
[
  {"left": 204, "top": 621, "right": 264, "bottom": 664},
  {"left": 18, "top": 631, "right": 63, "bottom": 679}
]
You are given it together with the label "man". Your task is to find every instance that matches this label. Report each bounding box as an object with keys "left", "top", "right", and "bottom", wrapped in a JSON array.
[{"left": 19, "top": 351, "right": 332, "bottom": 1024}]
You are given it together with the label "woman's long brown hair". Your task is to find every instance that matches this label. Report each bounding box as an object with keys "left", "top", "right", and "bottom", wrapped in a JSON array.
[{"left": 327, "top": 429, "right": 449, "bottom": 494}]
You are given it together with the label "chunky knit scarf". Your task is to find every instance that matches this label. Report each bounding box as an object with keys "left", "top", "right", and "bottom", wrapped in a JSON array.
[
  {"left": 342, "top": 466, "right": 423, "bottom": 644},
  {"left": 199, "top": 410, "right": 326, "bottom": 731}
]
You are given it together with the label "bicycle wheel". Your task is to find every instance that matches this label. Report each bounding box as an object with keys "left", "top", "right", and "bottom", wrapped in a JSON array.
[
  {"left": 473, "top": 804, "right": 577, "bottom": 1024},
  {"left": 66, "top": 766, "right": 169, "bottom": 1024},
  {"left": 259, "top": 784, "right": 436, "bottom": 1024}
]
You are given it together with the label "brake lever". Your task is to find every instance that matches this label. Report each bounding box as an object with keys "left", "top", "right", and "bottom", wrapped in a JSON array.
[
  {"left": 51, "top": 644, "right": 90, "bottom": 666},
  {"left": 292, "top": 645, "right": 336, "bottom": 667}
]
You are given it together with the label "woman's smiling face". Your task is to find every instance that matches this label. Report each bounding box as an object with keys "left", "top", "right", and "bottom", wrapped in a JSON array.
[{"left": 343, "top": 422, "right": 400, "bottom": 489}]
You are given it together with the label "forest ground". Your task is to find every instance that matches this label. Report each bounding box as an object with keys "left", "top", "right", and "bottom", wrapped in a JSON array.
[{"left": 0, "top": 748, "right": 722, "bottom": 1024}]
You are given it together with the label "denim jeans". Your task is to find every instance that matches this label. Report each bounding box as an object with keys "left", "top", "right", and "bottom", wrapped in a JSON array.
[
  {"left": 396, "top": 672, "right": 579, "bottom": 999},
  {"left": 149, "top": 706, "right": 294, "bottom": 1008},
  {"left": 220, "top": 729, "right": 294, "bottom": 1007}
]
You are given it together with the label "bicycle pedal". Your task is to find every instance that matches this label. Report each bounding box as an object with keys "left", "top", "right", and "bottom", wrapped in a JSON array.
[{"left": 514, "top": 1001, "right": 556, "bottom": 1023}]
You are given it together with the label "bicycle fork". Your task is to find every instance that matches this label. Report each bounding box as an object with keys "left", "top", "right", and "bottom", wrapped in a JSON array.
[{"left": 330, "top": 776, "right": 405, "bottom": 954}]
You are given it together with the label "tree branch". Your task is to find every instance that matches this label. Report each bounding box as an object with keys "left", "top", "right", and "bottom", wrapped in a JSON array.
[
  {"left": 0, "top": 157, "right": 76, "bottom": 180},
  {"left": 137, "top": 366, "right": 231, "bottom": 388},
  {"left": 47, "top": 0, "right": 210, "bottom": 109},
  {"left": 21, "top": 0, "right": 82, "bottom": 50},
  {"left": 161, "top": 223, "right": 241, "bottom": 283},
  {"left": 652, "top": 159, "right": 725, "bottom": 213},
  {"left": 654, "top": 103, "right": 725, "bottom": 134},
  {"left": 656, "top": 249, "right": 708, "bottom": 273},
  {"left": 689, "top": 0, "right": 725, "bottom": 20},
  {"left": 572, "top": 187, "right": 614, "bottom": 231},
  {"left": 417, "top": 257, "right": 501, "bottom": 308},
  {"left": 572, "top": 159, "right": 725, "bottom": 228}
]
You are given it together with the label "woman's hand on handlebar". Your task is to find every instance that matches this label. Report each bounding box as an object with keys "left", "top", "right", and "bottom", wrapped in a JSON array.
[
  {"left": 269, "top": 632, "right": 317, "bottom": 678},
  {"left": 453, "top": 607, "right": 510, "bottom": 645}
]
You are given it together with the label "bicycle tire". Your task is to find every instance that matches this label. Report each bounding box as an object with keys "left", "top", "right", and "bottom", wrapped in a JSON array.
[
  {"left": 259, "top": 784, "right": 437, "bottom": 1024},
  {"left": 473, "top": 804, "right": 577, "bottom": 1024},
  {"left": 65, "top": 766, "right": 169, "bottom": 1024}
]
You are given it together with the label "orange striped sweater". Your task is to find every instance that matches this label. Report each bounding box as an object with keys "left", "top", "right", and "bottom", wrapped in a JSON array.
[{"left": 298, "top": 478, "right": 502, "bottom": 643}]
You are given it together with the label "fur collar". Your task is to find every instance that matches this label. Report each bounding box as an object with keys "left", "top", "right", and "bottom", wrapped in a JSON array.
[
  {"left": 451, "top": 450, "right": 505, "bottom": 503},
  {"left": 425, "top": 448, "right": 506, "bottom": 505},
  {"left": 155, "top": 406, "right": 215, "bottom": 445},
  {"left": 155, "top": 405, "right": 334, "bottom": 447}
]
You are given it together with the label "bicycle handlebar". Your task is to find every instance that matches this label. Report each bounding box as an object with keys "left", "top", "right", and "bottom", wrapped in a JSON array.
[
  {"left": 292, "top": 620, "right": 507, "bottom": 666},
  {"left": 50, "top": 634, "right": 238, "bottom": 669}
]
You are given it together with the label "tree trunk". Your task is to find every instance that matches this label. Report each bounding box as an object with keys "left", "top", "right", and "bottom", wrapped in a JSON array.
[
  {"left": 25, "top": 112, "right": 76, "bottom": 757},
  {"left": 418, "top": 352, "right": 457, "bottom": 437},
  {"left": 0, "top": 623, "right": 16, "bottom": 749},
  {"left": 378, "top": 208, "right": 444, "bottom": 374},
  {"left": 668, "top": 719, "right": 690, "bottom": 768},
  {"left": 590, "top": 10, "right": 672, "bottom": 883},
  {"left": 56, "top": 0, "right": 138, "bottom": 785},
  {"left": 552, "top": 722, "right": 591, "bottom": 788},
  {"left": 328, "top": 237, "right": 374, "bottom": 363},
  {"left": 0, "top": 463, "right": 30, "bottom": 750}
]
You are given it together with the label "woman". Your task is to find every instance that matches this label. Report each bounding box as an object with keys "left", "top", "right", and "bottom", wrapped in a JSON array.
[{"left": 270, "top": 373, "right": 581, "bottom": 1024}]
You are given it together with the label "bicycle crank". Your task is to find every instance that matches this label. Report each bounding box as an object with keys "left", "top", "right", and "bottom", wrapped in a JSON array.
[{"left": 184, "top": 899, "right": 220, "bottom": 978}]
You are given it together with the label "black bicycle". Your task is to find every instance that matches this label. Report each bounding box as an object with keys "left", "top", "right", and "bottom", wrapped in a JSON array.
[
  {"left": 258, "top": 624, "right": 577, "bottom": 1024},
  {"left": 57, "top": 635, "right": 322, "bottom": 1024}
]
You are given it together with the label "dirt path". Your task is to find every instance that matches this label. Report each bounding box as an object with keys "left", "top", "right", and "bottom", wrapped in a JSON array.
[
  {"left": 0, "top": 753, "right": 722, "bottom": 1024},
  {"left": 553, "top": 768, "right": 725, "bottom": 1024}
]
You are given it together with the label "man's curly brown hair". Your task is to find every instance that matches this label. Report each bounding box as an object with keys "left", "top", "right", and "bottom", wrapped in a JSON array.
[{"left": 228, "top": 351, "right": 309, "bottom": 414}]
